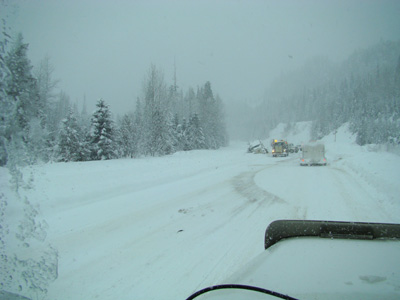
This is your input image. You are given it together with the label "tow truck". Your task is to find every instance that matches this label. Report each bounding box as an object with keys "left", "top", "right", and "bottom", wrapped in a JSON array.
[{"left": 271, "top": 140, "right": 288, "bottom": 157}]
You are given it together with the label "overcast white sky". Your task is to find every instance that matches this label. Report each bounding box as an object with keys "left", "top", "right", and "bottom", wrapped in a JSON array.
[{"left": 2, "top": 0, "right": 400, "bottom": 115}]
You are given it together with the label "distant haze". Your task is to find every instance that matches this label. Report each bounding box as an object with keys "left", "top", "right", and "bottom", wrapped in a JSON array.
[{"left": 3, "top": 0, "right": 400, "bottom": 115}]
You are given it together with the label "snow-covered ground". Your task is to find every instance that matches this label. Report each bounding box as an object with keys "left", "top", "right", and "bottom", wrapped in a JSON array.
[{"left": 1, "top": 123, "right": 400, "bottom": 300}]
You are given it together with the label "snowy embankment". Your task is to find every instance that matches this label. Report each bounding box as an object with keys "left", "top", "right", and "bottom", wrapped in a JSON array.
[
  {"left": 1, "top": 122, "right": 399, "bottom": 300},
  {"left": 321, "top": 123, "right": 400, "bottom": 220}
]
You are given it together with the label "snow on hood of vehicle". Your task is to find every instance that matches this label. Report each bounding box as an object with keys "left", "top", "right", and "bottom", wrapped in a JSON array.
[{"left": 226, "top": 237, "right": 400, "bottom": 300}]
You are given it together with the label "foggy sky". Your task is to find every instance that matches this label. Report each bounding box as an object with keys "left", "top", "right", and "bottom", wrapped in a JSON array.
[{"left": 3, "top": 0, "right": 400, "bottom": 115}]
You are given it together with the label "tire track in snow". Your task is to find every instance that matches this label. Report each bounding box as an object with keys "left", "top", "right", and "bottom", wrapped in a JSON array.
[
  {"left": 231, "top": 166, "right": 287, "bottom": 209},
  {"left": 179, "top": 164, "right": 287, "bottom": 291},
  {"left": 230, "top": 159, "right": 312, "bottom": 221}
]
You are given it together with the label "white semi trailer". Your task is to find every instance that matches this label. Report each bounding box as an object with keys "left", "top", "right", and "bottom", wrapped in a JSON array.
[{"left": 300, "top": 143, "right": 327, "bottom": 166}]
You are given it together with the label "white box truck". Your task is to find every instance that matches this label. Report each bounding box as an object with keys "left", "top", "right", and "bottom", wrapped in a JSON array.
[{"left": 300, "top": 143, "right": 327, "bottom": 166}]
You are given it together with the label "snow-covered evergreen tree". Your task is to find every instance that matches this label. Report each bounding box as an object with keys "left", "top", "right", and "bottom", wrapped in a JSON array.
[
  {"left": 3, "top": 33, "right": 47, "bottom": 164},
  {"left": 58, "top": 109, "right": 87, "bottom": 161},
  {"left": 146, "top": 108, "right": 174, "bottom": 156},
  {"left": 116, "top": 113, "right": 135, "bottom": 158},
  {"left": 90, "top": 99, "right": 116, "bottom": 160},
  {"left": 185, "top": 113, "right": 206, "bottom": 150},
  {"left": 196, "top": 81, "right": 227, "bottom": 149},
  {"left": 5, "top": 33, "right": 41, "bottom": 134},
  {"left": 170, "top": 113, "right": 183, "bottom": 151},
  {"left": 179, "top": 117, "right": 189, "bottom": 151},
  {"left": 46, "top": 91, "right": 70, "bottom": 142}
]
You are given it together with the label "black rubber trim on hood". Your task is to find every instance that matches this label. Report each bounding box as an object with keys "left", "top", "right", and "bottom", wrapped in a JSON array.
[{"left": 264, "top": 219, "right": 400, "bottom": 250}]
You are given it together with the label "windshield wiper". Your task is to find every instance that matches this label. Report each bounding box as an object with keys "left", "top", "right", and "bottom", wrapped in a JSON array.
[{"left": 185, "top": 284, "right": 299, "bottom": 300}]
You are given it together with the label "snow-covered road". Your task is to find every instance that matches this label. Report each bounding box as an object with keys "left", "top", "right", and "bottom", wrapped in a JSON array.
[
  {"left": 40, "top": 147, "right": 276, "bottom": 300},
  {"left": 3, "top": 126, "right": 399, "bottom": 300},
  {"left": 20, "top": 140, "right": 395, "bottom": 300}
]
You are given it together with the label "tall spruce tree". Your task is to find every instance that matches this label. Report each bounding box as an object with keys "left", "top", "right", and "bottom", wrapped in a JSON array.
[{"left": 90, "top": 99, "right": 115, "bottom": 160}]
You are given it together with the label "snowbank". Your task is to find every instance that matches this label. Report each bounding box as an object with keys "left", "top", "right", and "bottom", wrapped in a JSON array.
[{"left": 323, "top": 124, "right": 400, "bottom": 209}]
